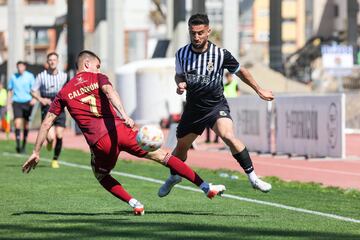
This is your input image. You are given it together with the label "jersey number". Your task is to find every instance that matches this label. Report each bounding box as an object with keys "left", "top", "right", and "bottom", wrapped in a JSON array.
[{"left": 80, "top": 95, "right": 101, "bottom": 117}]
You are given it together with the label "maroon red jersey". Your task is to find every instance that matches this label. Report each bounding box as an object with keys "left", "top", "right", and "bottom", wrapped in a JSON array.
[{"left": 49, "top": 72, "right": 122, "bottom": 146}]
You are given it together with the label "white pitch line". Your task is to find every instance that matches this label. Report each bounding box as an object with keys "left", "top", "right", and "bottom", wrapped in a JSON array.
[
  {"left": 5, "top": 151, "right": 360, "bottom": 224},
  {"left": 256, "top": 161, "right": 360, "bottom": 177}
]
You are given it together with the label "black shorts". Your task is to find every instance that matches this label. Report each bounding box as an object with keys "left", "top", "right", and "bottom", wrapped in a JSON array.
[
  {"left": 12, "top": 101, "right": 33, "bottom": 121},
  {"left": 176, "top": 101, "right": 232, "bottom": 138},
  {"left": 41, "top": 105, "right": 66, "bottom": 127}
]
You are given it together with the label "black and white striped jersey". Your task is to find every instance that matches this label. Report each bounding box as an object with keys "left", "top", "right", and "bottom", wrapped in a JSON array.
[
  {"left": 175, "top": 41, "right": 240, "bottom": 110},
  {"left": 32, "top": 70, "right": 67, "bottom": 99}
]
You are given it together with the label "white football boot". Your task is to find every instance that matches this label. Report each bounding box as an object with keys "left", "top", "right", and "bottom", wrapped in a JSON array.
[
  {"left": 206, "top": 184, "right": 226, "bottom": 199},
  {"left": 129, "top": 199, "right": 145, "bottom": 216},
  {"left": 250, "top": 178, "right": 272, "bottom": 193}
]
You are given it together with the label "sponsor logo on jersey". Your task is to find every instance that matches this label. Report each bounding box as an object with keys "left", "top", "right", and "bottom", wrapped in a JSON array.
[
  {"left": 74, "top": 77, "right": 88, "bottom": 86},
  {"left": 186, "top": 73, "right": 211, "bottom": 84}
]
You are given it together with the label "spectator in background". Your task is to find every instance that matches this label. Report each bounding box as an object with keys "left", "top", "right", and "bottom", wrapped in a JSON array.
[
  {"left": 31, "top": 52, "right": 67, "bottom": 168},
  {"left": 224, "top": 72, "right": 240, "bottom": 98},
  {"left": 7, "top": 61, "right": 36, "bottom": 153}
]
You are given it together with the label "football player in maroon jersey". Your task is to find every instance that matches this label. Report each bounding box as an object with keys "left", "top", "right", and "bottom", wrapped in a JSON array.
[{"left": 22, "top": 50, "right": 226, "bottom": 215}]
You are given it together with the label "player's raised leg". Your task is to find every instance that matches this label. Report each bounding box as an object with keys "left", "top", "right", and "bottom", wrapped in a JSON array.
[
  {"left": 213, "top": 117, "right": 271, "bottom": 192},
  {"left": 158, "top": 133, "right": 197, "bottom": 197},
  {"left": 146, "top": 148, "right": 226, "bottom": 199},
  {"left": 90, "top": 133, "right": 145, "bottom": 215},
  {"left": 92, "top": 168, "right": 145, "bottom": 215},
  {"left": 121, "top": 119, "right": 225, "bottom": 201}
]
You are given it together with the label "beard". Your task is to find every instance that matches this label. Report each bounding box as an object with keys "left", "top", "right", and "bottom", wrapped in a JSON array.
[{"left": 191, "top": 40, "right": 207, "bottom": 50}]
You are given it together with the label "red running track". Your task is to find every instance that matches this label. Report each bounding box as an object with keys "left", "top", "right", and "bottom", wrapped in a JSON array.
[{"left": 2, "top": 129, "right": 360, "bottom": 190}]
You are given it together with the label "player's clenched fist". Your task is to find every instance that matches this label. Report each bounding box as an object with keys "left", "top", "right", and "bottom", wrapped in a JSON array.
[{"left": 176, "top": 82, "right": 187, "bottom": 95}]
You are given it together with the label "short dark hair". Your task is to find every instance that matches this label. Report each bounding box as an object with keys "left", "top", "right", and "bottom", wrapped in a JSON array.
[
  {"left": 16, "top": 61, "right": 26, "bottom": 66},
  {"left": 47, "top": 52, "right": 59, "bottom": 59},
  {"left": 76, "top": 50, "right": 101, "bottom": 69},
  {"left": 188, "top": 13, "right": 209, "bottom": 27}
]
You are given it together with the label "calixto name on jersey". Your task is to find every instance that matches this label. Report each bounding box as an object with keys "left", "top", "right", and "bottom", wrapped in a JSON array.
[{"left": 68, "top": 82, "right": 99, "bottom": 99}]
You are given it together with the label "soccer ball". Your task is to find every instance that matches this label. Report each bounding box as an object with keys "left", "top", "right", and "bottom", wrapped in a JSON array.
[{"left": 136, "top": 125, "right": 164, "bottom": 152}]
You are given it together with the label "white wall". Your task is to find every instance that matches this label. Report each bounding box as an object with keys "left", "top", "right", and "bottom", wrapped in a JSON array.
[
  {"left": 275, "top": 94, "right": 345, "bottom": 158},
  {"left": 228, "top": 96, "right": 272, "bottom": 153},
  {"left": 115, "top": 58, "right": 183, "bottom": 124}
]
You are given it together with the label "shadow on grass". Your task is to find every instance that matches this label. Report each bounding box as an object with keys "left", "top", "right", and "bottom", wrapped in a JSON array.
[
  {"left": 1, "top": 219, "right": 359, "bottom": 240},
  {"left": 6, "top": 211, "right": 360, "bottom": 240},
  {"left": 12, "top": 210, "right": 259, "bottom": 218},
  {"left": 12, "top": 211, "right": 123, "bottom": 217}
]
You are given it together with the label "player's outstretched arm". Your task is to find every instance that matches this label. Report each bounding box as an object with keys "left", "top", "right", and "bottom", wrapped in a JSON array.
[
  {"left": 235, "top": 67, "right": 274, "bottom": 101},
  {"left": 22, "top": 112, "right": 57, "bottom": 173},
  {"left": 101, "top": 84, "right": 134, "bottom": 128}
]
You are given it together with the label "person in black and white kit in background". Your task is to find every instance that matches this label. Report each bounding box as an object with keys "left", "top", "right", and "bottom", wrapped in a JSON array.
[
  {"left": 158, "top": 14, "right": 275, "bottom": 197},
  {"left": 31, "top": 52, "right": 67, "bottom": 168}
]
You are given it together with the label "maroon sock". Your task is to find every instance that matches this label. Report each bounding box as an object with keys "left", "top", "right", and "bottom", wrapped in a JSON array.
[
  {"left": 99, "top": 175, "right": 132, "bottom": 203},
  {"left": 164, "top": 154, "right": 204, "bottom": 186}
]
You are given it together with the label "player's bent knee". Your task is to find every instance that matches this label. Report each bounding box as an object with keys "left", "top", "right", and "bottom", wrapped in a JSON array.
[
  {"left": 91, "top": 165, "right": 108, "bottom": 181},
  {"left": 221, "top": 132, "right": 236, "bottom": 142},
  {"left": 93, "top": 171, "right": 107, "bottom": 182}
]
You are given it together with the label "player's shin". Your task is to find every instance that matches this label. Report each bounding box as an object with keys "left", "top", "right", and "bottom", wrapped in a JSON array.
[
  {"left": 53, "top": 137, "right": 63, "bottom": 160},
  {"left": 233, "top": 147, "right": 272, "bottom": 192},
  {"left": 98, "top": 174, "right": 145, "bottom": 215},
  {"left": 15, "top": 128, "right": 21, "bottom": 152},
  {"left": 170, "top": 151, "right": 186, "bottom": 175},
  {"left": 233, "top": 147, "right": 255, "bottom": 176},
  {"left": 99, "top": 174, "right": 133, "bottom": 202},
  {"left": 163, "top": 153, "right": 211, "bottom": 192}
]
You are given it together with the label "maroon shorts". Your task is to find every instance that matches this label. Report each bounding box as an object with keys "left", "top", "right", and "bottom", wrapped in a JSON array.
[{"left": 90, "top": 124, "right": 148, "bottom": 174}]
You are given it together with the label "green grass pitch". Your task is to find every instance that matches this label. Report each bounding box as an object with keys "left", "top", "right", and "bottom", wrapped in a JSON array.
[{"left": 0, "top": 140, "right": 359, "bottom": 239}]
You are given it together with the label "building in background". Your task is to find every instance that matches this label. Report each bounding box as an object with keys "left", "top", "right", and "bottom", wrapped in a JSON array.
[
  {"left": 0, "top": 0, "right": 153, "bottom": 67},
  {"left": 252, "top": 0, "right": 305, "bottom": 56},
  {"left": 0, "top": 0, "right": 67, "bottom": 66},
  {"left": 0, "top": 0, "right": 359, "bottom": 83}
]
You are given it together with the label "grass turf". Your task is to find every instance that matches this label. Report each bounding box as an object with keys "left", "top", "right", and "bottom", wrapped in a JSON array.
[{"left": 0, "top": 140, "right": 359, "bottom": 240}]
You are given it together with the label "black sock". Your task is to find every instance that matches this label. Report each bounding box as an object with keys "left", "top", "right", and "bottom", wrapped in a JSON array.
[
  {"left": 15, "top": 129, "right": 21, "bottom": 150},
  {"left": 22, "top": 129, "right": 29, "bottom": 149},
  {"left": 233, "top": 147, "right": 254, "bottom": 174},
  {"left": 53, "top": 137, "right": 63, "bottom": 160}
]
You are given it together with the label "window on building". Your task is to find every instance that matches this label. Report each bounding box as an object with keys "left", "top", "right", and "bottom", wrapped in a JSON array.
[{"left": 25, "top": 0, "right": 49, "bottom": 5}]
